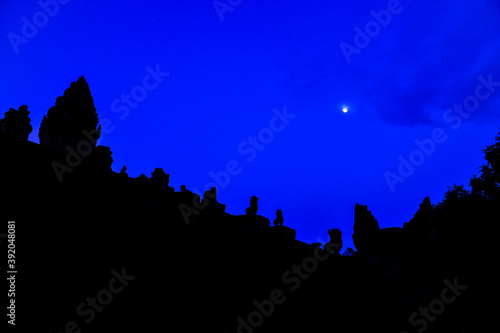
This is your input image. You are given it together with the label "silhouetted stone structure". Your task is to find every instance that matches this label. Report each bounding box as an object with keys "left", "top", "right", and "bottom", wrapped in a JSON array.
[
  {"left": 87, "top": 145, "right": 113, "bottom": 173},
  {"left": 403, "top": 196, "right": 434, "bottom": 239},
  {"left": 273, "top": 209, "right": 283, "bottom": 226},
  {"left": 38, "top": 76, "right": 100, "bottom": 155},
  {"left": 137, "top": 174, "right": 148, "bottom": 182},
  {"left": 352, "top": 204, "right": 379, "bottom": 254},
  {"left": 151, "top": 167, "right": 170, "bottom": 186},
  {"left": 245, "top": 195, "right": 258, "bottom": 216},
  {"left": 325, "top": 228, "right": 343, "bottom": 254},
  {"left": 0, "top": 105, "right": 32, "bottom": 140},
  {"left": 201, "top": 187, "right": 225, "bottom": 213},
  {"left": 120, "top": 165, "right": 128, "bottom": 177},
  {"left": 2, "top": 76, "right": 499, "bottom": 332}
]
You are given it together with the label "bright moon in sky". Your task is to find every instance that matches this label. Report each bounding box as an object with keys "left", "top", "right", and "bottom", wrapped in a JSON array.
[{"left": 342, "top": 107, "right": 348, "bottom": 113}]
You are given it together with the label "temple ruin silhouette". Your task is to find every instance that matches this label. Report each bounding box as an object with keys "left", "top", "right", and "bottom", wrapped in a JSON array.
[{"left": 1, "top": 77, "right": 499, "bottom": 332}]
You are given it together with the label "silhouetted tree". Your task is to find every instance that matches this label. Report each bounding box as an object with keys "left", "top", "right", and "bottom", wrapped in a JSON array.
[
  {"left": 469, "top": 132, "right": 500, "bottom": 199},
  {"left": 438, "top": 184, "right": 469, "bottom": 207},
  {"left": 484, "top": 132, "right": 500, "bottom": 172}
]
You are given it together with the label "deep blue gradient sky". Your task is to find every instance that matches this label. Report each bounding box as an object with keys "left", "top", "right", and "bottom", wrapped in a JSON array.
[{"left": 2, "top": 0, "right": 500, "bottom": 250}]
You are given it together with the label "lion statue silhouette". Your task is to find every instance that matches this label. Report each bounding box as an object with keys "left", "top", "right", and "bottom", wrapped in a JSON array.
[
  {"left": 273, "top": 209, "right": 283, "bottom": 227},
  {"left": 245, "top": 196, "right": 258, "bottom": 216}
]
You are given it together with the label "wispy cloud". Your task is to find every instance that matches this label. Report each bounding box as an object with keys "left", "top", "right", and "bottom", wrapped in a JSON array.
[{"left": 276, "top": 0, "right": 500, "bottom": 127}]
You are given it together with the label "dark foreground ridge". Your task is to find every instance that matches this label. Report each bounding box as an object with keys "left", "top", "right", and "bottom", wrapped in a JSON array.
[{"left": 1, "top": 77, "right": 500, "bottom": 332}]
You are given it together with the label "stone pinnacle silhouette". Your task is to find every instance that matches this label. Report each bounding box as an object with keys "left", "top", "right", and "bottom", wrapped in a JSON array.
[{"left": 38, "top": 76, "right": 100, "bottom": 155}]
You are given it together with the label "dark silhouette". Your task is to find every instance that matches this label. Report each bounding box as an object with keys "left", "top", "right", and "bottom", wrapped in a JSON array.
[
  {"left": 342, "top": 247, "right": 356, "bottom": 256},
  {"left": 38, "top": 76, "right": 100, "bottom": 154},
  {"left": 273, "top": 209, "right": 283, "bottom": 226},
  {"left": 325, "top": 228, "right": 343, "bottom": 254},
  {"left": 201, "top": 186, "right": 226, "bottom": 213},
  {"left": 179, "top": 184, "right": 200, "bottom": 210},
  {"left": 245, "top": 195, "right": 258, "bottom": 216},
  {"left": 120, "top": 165, "right": 128, "bottom": 176},
  {"left": 88, "top": 145, "right": 113, "bottom": 173},
  {"left": 352, "top": 203, "right": 379, "bottom": 254},
  {"left": 0, "top": 105, "right": 32, "bottom": 140},
  {"left": 2, "top": 76, "right": 499, "bottom": 332}
]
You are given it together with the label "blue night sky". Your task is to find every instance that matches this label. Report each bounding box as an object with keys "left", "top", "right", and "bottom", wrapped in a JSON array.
[{"left": 2, "top": 0, "right": 500, "bottom": 250}]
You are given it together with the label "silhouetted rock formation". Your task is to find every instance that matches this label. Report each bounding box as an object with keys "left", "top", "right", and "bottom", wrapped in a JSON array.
[
  {"left": 38, "top": 76, "right": 100, "bottom": 154},
  {"left": 0, "top": 105, "right": 33, "bottom": 141},
  {"left": 273, "top": 209, "right": 283, "bottom": 226}
]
